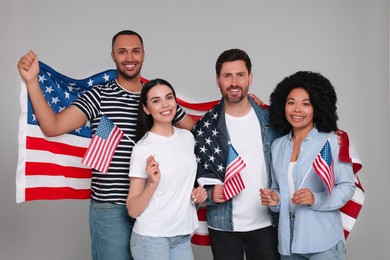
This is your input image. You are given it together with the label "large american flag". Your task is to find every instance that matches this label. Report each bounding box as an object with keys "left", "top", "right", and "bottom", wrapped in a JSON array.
[
  {"left": 312, "top": 140, "right": 335, "bottom": 195},
  {"left": 16, "top": 62, "right": 364, "bottom": 243},
  {"left": 16, "top": 62, "right": 117, "bottom": 202},
  {"left": 16, "top": 62, "right": 218, "bottom": 203}
]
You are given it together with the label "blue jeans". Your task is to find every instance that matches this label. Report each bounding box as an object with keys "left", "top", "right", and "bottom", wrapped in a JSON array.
[
  {"left": 130, "top": 232, "right": 194, "bottom": 260},
  {"left": 89, "top": 200, "right": 136, "bottom": 260}
]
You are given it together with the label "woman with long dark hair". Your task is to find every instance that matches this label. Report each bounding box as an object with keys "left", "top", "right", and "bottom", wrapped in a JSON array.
[{"left": 126, "top": 78, "right": 207, "bottom": 260}]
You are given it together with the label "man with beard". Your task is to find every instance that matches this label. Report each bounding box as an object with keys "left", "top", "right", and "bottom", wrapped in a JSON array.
[
  {"left": 193, "top": 49, "right": 281, "bottom": 260},
  {"left": 17, "top": 30, "right": 194, "bottom": 260}
]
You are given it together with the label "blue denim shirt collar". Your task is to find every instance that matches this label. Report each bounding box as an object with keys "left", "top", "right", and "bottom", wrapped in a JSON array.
[{"left": 287, "top": 127, "right": 318, "bottom": 142}]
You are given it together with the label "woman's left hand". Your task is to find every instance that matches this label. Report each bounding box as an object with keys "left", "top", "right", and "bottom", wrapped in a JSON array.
[
  {"left": 292, "top": 188, "right": 315, "bottom": 206},
  {"left": 191, "top": 186, "right": 207, "bottom": 204}
]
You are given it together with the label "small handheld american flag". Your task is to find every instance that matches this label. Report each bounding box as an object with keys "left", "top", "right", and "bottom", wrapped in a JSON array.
[
  {"left": 223, "top": 144, "right": 246, "bottom": 200},
  {"left": 312, "top": 140, "right": 335, "bottom": 194},
  {"left": 81, "top": 115, "right": 124, "bottom": 173}
]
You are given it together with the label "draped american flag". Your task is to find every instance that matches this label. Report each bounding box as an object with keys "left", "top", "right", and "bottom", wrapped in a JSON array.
[
  {"left": 312, "top": 140, "right": 335, "bottom": 195},
  {"left": 16, "top": 62, "right": 364, "bottom": 244},
  {"left": 191, "top": 100, "right": 251, "bottom": 245},
  {"left": 16, "top": 61, "right": 218, "bottom": 203},
  {"left": 81, "top": 115, "right": 124, "bottom": 173},
  {"left": 16, "top": 62, "right": 117, "bottom": 202},
  {"left": 193, "top": 100, "right": 247, "bottom": 198}
]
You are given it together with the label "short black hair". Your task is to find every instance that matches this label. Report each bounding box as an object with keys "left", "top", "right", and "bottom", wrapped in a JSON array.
[
  {"left": 215, "top": 49, "right": 252, "bottom": 77},
  {"left": 112, "top": 30, "right": 144, "bottom": 50},
  {"left": 270, "top": 71, "right": 338, "bottom": 135}
]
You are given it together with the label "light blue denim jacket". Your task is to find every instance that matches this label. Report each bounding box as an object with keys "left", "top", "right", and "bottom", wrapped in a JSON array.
[
  {"left": 203, "top": 97, "right": 281, "bottom": 230},
  {"left": 270, "top": 128, "right": 356, "bottom": 255}
]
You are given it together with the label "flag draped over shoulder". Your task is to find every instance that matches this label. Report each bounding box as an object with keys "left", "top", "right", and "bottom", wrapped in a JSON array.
[
  {"left": 81, "top": 115, "right": 124, "bottom": 173},
  {"left": 193, "top": 101, "right": 248, "bottom": 199},
  {"left": 312, "top": 140, "right": 335, "bottom": 195},
  {"left": 16, "top": 62, "right": 219, "bottom": 203}
]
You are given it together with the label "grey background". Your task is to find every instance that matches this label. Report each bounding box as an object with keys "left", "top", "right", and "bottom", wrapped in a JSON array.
[{"left": 1, "top": 0, "right": 389, "bottom": 259}]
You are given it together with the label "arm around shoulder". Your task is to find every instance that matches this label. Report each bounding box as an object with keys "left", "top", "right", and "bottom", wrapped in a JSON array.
[{"left": 175, "top": 114, "right": 196, "bottom": 131}]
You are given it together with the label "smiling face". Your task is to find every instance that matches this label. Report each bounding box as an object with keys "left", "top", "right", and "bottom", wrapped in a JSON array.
[
  {"left": 216, "top": 60, "right": 252, "bottom": 104},
  {"left": 285, "top": 87, "right": 314, "bottom": 134},
  {"left": 143, "top": 84, "right": 177, "bottom": 125},
  {"left": 111, "top": 34, "right": 145, "bottom": 81}
]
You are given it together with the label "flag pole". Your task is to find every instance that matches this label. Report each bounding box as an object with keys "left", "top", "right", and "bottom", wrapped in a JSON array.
[
  {"left": 297, "top": 165, "right": 312, "bottom": 190},
  {"left": 297, "top": 136, "right": 331, "bottom": 191},
  {"left": 123, "top": 132, "right": 136, "bottom": 145},
  {"left": 99, "top": 113, "right": 136, "bottom": 145}
]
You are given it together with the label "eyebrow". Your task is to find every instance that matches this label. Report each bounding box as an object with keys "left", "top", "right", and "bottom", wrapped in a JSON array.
[
  {"left": 115, "top": 47, "right": 143, "bottom": 52},
  {"left": 287, "top": 97, "right": 310, "bottom": 101},
  {"left": 150, "top": 92, "right": 174, "bottom": 100},
  {"left": 222, "top": 71, "right": 246, "bottom": 75}
]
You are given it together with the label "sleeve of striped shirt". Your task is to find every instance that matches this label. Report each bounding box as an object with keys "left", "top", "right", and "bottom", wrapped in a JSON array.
[
  {"left": 173, "top": 104, "right": 187, "bottom": 124},
  {"left": 72, "top": 86, "right": 102, "bottom": 120}
]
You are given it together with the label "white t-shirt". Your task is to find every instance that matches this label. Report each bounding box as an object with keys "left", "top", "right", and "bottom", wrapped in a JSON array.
[
  {"left": 225, "top": 108, "right": 272, "bottom": 231},
  {"left": 129, "top": 127, "right": 199, "bottom": 237},
  {"left": 288, "top": 162, "right": 296, "bottom": 213}
]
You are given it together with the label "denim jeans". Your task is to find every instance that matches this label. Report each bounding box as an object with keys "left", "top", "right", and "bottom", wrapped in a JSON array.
[
  {"left": 130, "top": 232, "right": 194, "bottom": 260},
  {"left": 89, "top": 200, "right": 136, "bottom": 260}
]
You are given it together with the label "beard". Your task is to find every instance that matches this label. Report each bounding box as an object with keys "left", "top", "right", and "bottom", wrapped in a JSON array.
[
  {"left": 117, "top": 65, "right": 142, "bottom": 80},
  {"left": 222, "top": 86, "right": 248, "bottom": 104},
  {"left": 113, "top": 58, "right": 143, "bottom": 80}
]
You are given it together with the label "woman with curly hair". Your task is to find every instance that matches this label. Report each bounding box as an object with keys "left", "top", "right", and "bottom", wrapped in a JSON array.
[{"left": 260, "top": 71, "right": 356, "bottom": 259}]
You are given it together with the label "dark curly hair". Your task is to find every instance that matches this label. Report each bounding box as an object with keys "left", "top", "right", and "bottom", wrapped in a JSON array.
[{"left": 269, "top": 71, "right": 338, "bottom": 135}]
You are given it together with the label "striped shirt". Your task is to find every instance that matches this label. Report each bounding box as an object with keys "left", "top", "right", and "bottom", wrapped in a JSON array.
[{"left": 72, "top": 79, "right": 186, "bottom": 204}]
